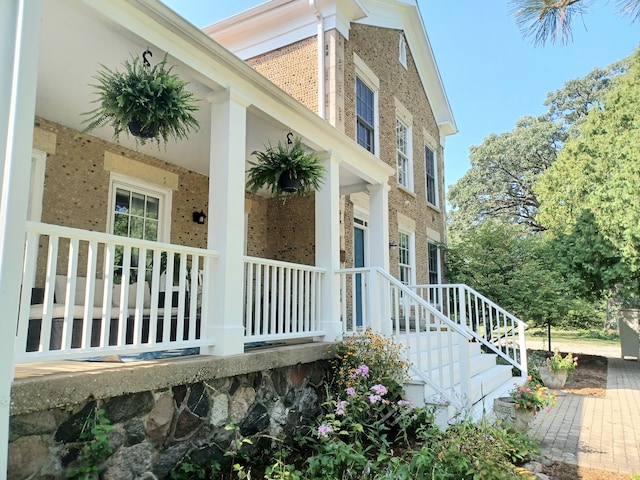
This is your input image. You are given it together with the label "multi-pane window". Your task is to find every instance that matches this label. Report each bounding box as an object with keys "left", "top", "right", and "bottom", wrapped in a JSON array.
[
  {"left": 425, "top": 146, "right": 438, "bottom": 206},
  {"left": 398, "top": 231, "right": 413, "bottom": 285},
  {"left": 396, "top": 119, "right": 411, "bottom": 189},
  {"left": 110, "top": 180, "right": 167, "bottom": 282},
  {"left": 428, "top": 242, "right": 440, "bottom": 285},
  {"left": 113, "top": 188, "right": 160, "bottom": 241},
  {"left": 356, "top": 77, "right": 375, "bottom": 153},
  {"left": 428, "top": 242, "right": 440, "bottom": 303}
]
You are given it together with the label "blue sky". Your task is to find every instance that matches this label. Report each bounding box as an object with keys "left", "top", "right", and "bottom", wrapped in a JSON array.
[{"left": 162, "top": 0, "right": 638, "bottom": 191}]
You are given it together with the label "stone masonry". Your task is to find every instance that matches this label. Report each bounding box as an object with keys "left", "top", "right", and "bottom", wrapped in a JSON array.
[{"left": 9, "top": 355, "right": 331, "bottom": 479}]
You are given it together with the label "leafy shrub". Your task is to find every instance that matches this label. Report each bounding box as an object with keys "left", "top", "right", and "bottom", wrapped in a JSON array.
[
  {"left": 333, "top": 329, "right": 410, "bottom": 399},
  {"left": 169, "top": 331, "right": 539, "bottom": 479}
]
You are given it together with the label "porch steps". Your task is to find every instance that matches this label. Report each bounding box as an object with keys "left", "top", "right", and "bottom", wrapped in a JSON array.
[{"left": 403, "top": 339, "right": 523, "bottom": 424}]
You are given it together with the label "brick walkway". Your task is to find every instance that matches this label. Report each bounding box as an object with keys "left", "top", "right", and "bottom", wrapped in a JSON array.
[{"left": 529, "top": 357, "right": 640, "bottom": 475}]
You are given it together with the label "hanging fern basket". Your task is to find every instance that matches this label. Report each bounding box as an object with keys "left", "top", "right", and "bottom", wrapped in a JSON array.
[
  {"left": 79, "top": 50, "right": 199, "bottom": 147},
  {"left": 127, "top": 119, "right": 157, "bottom": 139},
  {"left": 246, "top": 136, "right": 326, "bottom": 197},
  {"left": 278, "top": 171, "right": 302, "bottom": 193}
]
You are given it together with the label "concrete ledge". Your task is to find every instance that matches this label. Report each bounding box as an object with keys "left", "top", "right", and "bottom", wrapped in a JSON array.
[{"left": 11, "top": 343, "right": 336, "bottom": 415}]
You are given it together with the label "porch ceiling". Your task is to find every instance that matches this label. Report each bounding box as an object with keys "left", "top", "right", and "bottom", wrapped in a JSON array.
[{"left": 35, "top": 0, "right": 388, "bottom": 191}]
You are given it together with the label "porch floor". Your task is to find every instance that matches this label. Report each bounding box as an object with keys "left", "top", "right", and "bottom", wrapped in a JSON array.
[{"left": 11, "top": 342, "right": 336, "bottom": 416}]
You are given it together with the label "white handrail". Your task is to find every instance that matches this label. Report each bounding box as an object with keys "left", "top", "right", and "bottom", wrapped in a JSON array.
[
  {"left": 337, "top": 267, "right": 473, "bottom": 406},
  {"left": 411, "top": 283, "right": 528, "bottom": 376}
]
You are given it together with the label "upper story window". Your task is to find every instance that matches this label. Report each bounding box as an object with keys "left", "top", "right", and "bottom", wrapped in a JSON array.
[
  {"left": 356, "top": 76, "right": 375, "bottom": 153},
  {"left": 396, "top": 118, "right": 413, "bottom": 190},
  {"left": 354, "top": 53, "right": 379, "bottom": 156},
  {"left": 425, "top": 145, "right": 438, "bottom": 206},
  {"left": 399, "top": 35, "right": 407, "bottom": 69}
]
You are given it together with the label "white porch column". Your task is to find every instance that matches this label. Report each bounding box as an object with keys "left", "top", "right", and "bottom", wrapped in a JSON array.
[
  {"left": 315, "top": 152, "right": 342, "bottom": 341},
  {"left": 202, "top": 89, "right": 249, "bottom": 356},
  {"left": 366, "top": 182, "right": 391, "bottom": 335},
  {"left": 367, "top": 182, "right": 390, "bottom": 270},
  {"left": 0, "top": 0, "right": 42, "bottom": 473}
]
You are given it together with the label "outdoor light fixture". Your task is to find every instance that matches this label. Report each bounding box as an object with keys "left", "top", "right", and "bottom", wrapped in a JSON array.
[
  {"left": 389, "top": 241, "right": 398, "bottom": 248},
  {"left": 192, "top": 210, "right": 206, "bottom": 224}
]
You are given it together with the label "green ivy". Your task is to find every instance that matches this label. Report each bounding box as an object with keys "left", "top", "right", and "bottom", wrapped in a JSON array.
[{"left": 67, "top": 408, "right": 114, "bottom": 479}]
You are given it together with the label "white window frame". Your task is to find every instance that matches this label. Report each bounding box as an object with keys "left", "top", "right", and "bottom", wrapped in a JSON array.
[
  {"left": 107, "top": 173, "right": 172, "bottom": 243},
  {"left": 425, "top": 144, "right": 439, "bottom": 207},
  {"left": 427, "top": 241, "right": 440, "bottom": 285},
  {"left": 396, "top": 118, "right": 413, "bottom": 191},
  {"left": 398, "top": 229, "right": 415, "bottom": 286},
  {"left": 354, "top": 53, "right": 380, "bottom": 157},
  {"left": 28, "top": 149, "right": 47, "bottom": 222},
  {"left": 399, "top": 35, "right": 407, "bottom": 69}
]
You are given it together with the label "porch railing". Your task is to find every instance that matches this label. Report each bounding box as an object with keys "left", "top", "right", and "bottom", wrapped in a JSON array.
[
  {"left": 243, "top": 257, "right": 325, "bottom": 343},
  {"left": 412, "top": 284, "right": 527, "bottom": 376},
  {"left": 337, "top": 267, "right": 474, "bottom": 405},
  {"left": 16, "top": 222, "right": 219, "bottom": 363}
]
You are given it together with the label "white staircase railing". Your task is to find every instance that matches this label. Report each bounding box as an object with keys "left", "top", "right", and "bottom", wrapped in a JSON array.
[
  {"left": 411, "top": 284, "right": 527, "bottom": 377},
  {"left": 337, "top": 267, "right": 474, "bottom": 406}
]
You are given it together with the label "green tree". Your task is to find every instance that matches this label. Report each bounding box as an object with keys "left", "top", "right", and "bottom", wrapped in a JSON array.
[
  {"left": 536, "top": 47, "right": 640, "bottom": 295},
  {"left": 448, "top": 116, "right": 561, "bottom": 232},
  {"left": 510, "top": 0, "right": 640, "bottom": 45},
  {"left": 445, "top": 221, "right": 595, "bottom": 328},
  {"left": 447, "top": 60, "right": 623, "bottom": 233}
]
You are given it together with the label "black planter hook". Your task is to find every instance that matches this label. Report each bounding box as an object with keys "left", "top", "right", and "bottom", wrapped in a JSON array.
[
  {"left": 142, "top": 48, "right": 153, "bottom": 67},
  {"left": 286, "top": 132, "right": 293, "bottom": 145}
]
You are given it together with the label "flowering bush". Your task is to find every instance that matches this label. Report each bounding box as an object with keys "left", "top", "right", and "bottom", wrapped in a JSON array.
[
  {"left": 308, "top": 359, "right": 428, "bottom": 479},
  {"left": 333, "top": 329, "right": 410, "bottom": 399},
  {"left": 545, "top": 349, "right": 578, "bottom": 373},
  {"left": 509, "top": 377, "right": 557, "bottom": 412}
]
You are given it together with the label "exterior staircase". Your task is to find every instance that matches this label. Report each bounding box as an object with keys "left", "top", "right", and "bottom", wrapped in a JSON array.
[{"left": 337, "top": 268, "right": 527, "bottom": 423}]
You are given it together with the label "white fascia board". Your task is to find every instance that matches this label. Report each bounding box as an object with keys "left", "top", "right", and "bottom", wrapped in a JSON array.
[
  {"left": 204, "top": 0, "right": 367, "bottom": 60},
  {"left": 356, "top": 0, "right": 457, "bottom": 137}
]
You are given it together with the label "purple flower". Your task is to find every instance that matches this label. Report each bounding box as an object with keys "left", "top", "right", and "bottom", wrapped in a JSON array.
[
  {"left": 397, "top": 399, "right": 414, "bottom": 408},
  {"left": 353, "top": 364, "right": 370, "bottom": 378},
  {"left": 335, "top": 400, "right": 348, "bottom": 416},
  {"left": 346, "top": 387, "right": 356, "bottom": 396},
  {"left": 317, "top": 424, "right": 333, "bottom": 438},
  {"left": 370, "top": 384, "right": 388, "bottom": 396},
  {"left": 369, "top": 394, "right": 382, "bottom": 404}
]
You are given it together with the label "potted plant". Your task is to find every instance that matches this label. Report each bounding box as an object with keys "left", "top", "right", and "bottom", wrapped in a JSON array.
[
  {"left": 539, "top": 349, "right": 578, "bottom": 388},
  {"left": 79, "top": 52, "right": 199, "bottom": 146},
  {"left": 246, "top": 136, "right": 326, "bottom": 197},
  {"left": 494, "top": 377, "right": 557, "bottom": 431}
]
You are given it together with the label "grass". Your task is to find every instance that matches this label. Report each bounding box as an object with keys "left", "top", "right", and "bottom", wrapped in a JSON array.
[{"left": 526, "top": 328, "right": 619, "bottom": 345}]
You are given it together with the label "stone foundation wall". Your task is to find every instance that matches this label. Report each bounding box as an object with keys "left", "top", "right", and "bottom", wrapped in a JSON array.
[{"left": 9, "top": 346, "right": 333, "bottom": 479}]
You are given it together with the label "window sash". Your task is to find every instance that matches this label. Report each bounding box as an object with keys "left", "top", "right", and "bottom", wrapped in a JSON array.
[
  {"left": 425, "top": 146, "right": 437, "bottom": 205},
  {"left": 397, "top": 120, "right": 410, "bottom": 187},
  {"left": 110, "top": 180, "right": 167, "bottom": 283},
  {"left": 356, "top": 77, "right": 375, "bottom": 153},
  {"left": 398, "top": 232, "right": 412, "bottom": 285},
  {"left": 428, "top": 242, "right": 439, "bottom": 284}
]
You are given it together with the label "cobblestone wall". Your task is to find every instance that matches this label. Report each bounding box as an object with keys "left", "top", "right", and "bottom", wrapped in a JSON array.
[{"left": 8, "top": 360, "right": 330, "bottom": 480}]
